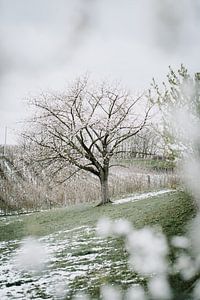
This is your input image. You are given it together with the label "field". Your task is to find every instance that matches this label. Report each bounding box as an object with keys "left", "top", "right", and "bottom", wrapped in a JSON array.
[
  {"left": 111, "top": 158, "right": 176, "bottom": 172},
  {"left": 0, "top": 190, "right": 196, "bottom": 299}
]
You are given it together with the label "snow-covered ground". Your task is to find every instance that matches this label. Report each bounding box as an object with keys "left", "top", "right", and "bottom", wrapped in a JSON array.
[
  {"left": 0, "top": 189, "right": 175, "bottom": 299},
  {"left": 113, "top": 189, "right": 175, "bottom": 205},
  {"left": 0, "top": 227, "right": 96, "bottom": 299},
  {"left": 0, "top": 226, "right": 136, "bottom": 299}
]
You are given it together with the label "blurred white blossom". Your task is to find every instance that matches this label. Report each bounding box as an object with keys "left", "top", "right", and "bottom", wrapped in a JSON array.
[
  {"left": 125, "top": 285, "right": 147, "bottom": 300},
  {"left": 193, "top": 280, "right": 200, "bottom": 300},
  {"left": 174, "top": 253, "right": 197, "bottom": 280},
  {"left": 127, "top": 228, "right": 168, "bottom": 275},
  {"left": 171, "top": 236, "right": 190, "bottom": 249},
  {"left": 72, "top": 292, "right": 89, "bottom": 300},
  {"left": 182, "top": 158, "right": 200, "bottom": 201},
  {"left": 13, "top": 237, "right": 48, "bottom": 272},
  {"left": 96, "top": 217, "right": 113, "bottom": 237},
  {"left": 101, "top": 285, "right": 121, "bottom": 300},
  {"left": 53, "top": 280, "right": 68, "bottom": 299},
  {"left": 148, "top": 276, "right": 172, "bottom": 300},
  {"left": 112, "top": 219, "right": 133, "bottom": 236}
]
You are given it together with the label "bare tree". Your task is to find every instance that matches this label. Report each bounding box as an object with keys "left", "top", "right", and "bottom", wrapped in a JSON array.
[
  {"left": 23, "top": 78, "right": 153, "bottom": 205},
  {"left": 130, "top": 128, "right": 162, "bottom": 158}
]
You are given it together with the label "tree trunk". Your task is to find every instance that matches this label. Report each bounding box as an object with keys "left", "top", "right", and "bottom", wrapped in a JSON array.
[{"left": 97, "top": 170, "right": 112, "bottom": 206}]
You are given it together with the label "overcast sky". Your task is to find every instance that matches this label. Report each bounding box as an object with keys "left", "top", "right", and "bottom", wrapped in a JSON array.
[{"left": 0, "top": 0, "right": 200, "bottom": 144}]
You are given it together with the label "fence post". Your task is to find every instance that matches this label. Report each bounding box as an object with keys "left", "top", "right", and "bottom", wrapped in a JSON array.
[{"left": 147, "top": 175, "right": 151, "bottom": 188}]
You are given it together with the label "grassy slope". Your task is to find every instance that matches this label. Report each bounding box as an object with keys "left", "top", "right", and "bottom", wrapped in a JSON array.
[
  {"left": 0, "top": 191, "right": 197, "bottom": 299},
  {"left": 0, "top": 191, "right": 195, "bottom": 242}
]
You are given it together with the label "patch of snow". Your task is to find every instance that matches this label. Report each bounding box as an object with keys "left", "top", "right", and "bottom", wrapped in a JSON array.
[
  {"left": 113, "top": 189, "right": 175, "bottom": 205},
  {"left": 0, "top": 225, "right": 126, "bottom": 299},
  {"left": 0, "top": 188, "right": 174, "bottom": 299}
]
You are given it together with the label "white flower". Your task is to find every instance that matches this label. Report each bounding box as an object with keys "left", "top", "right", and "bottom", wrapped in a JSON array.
[
  {"left": 13, "top": 237, "right": 48, "bottom": 272},
  {"left": 101, "top": 285, "right": 122, "bottom": 300},
  {"left": 174, "top": 254, "right": 196, "bottom": 280},
  {"left": 171, "top": 236, "right": 190, "bottom": 249},
  {"left": 96, "top": 217, "right": 113, "bottom": 237},
  {"left": 113, "top": 219, "right": 133, "bottom": 236},
  {"left": 127, "top": 228, "right": 168, "bottom": 275},
  {"left": 148, "top": 276, "right": 172, "bottom": 300},
  {"left": 125, "top": 285, "right": 147, "bottom": 300}
]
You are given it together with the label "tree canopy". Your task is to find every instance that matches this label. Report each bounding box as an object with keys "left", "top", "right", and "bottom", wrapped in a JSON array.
[{"left": 151, "top": 65, "right": 200, "bottom": 157}]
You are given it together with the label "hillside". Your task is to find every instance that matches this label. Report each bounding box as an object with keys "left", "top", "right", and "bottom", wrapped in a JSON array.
[{"left": 0, "top": 190, "right": 196, "bottom": 299}]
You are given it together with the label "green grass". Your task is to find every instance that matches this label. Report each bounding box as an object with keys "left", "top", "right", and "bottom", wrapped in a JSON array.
[
  {"left": 0, "top": 191, "right": 195, "bottom": 242},
  {"left": 116, "top": 158, "right": 176, "bottom": 172},
  {"left": 0, "top": 191, "right": 197, "bottom": 299}
]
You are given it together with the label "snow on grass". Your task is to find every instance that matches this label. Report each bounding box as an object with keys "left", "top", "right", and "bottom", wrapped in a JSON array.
[
  {"left": 0, "top": 225, "right": 134, "bottom": 299},
  {"left": 113, "top": 189, "right": 175, "bottom": 205},
  {"left": 0, "top": 189, "right": 176, "bottom": 299}
]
